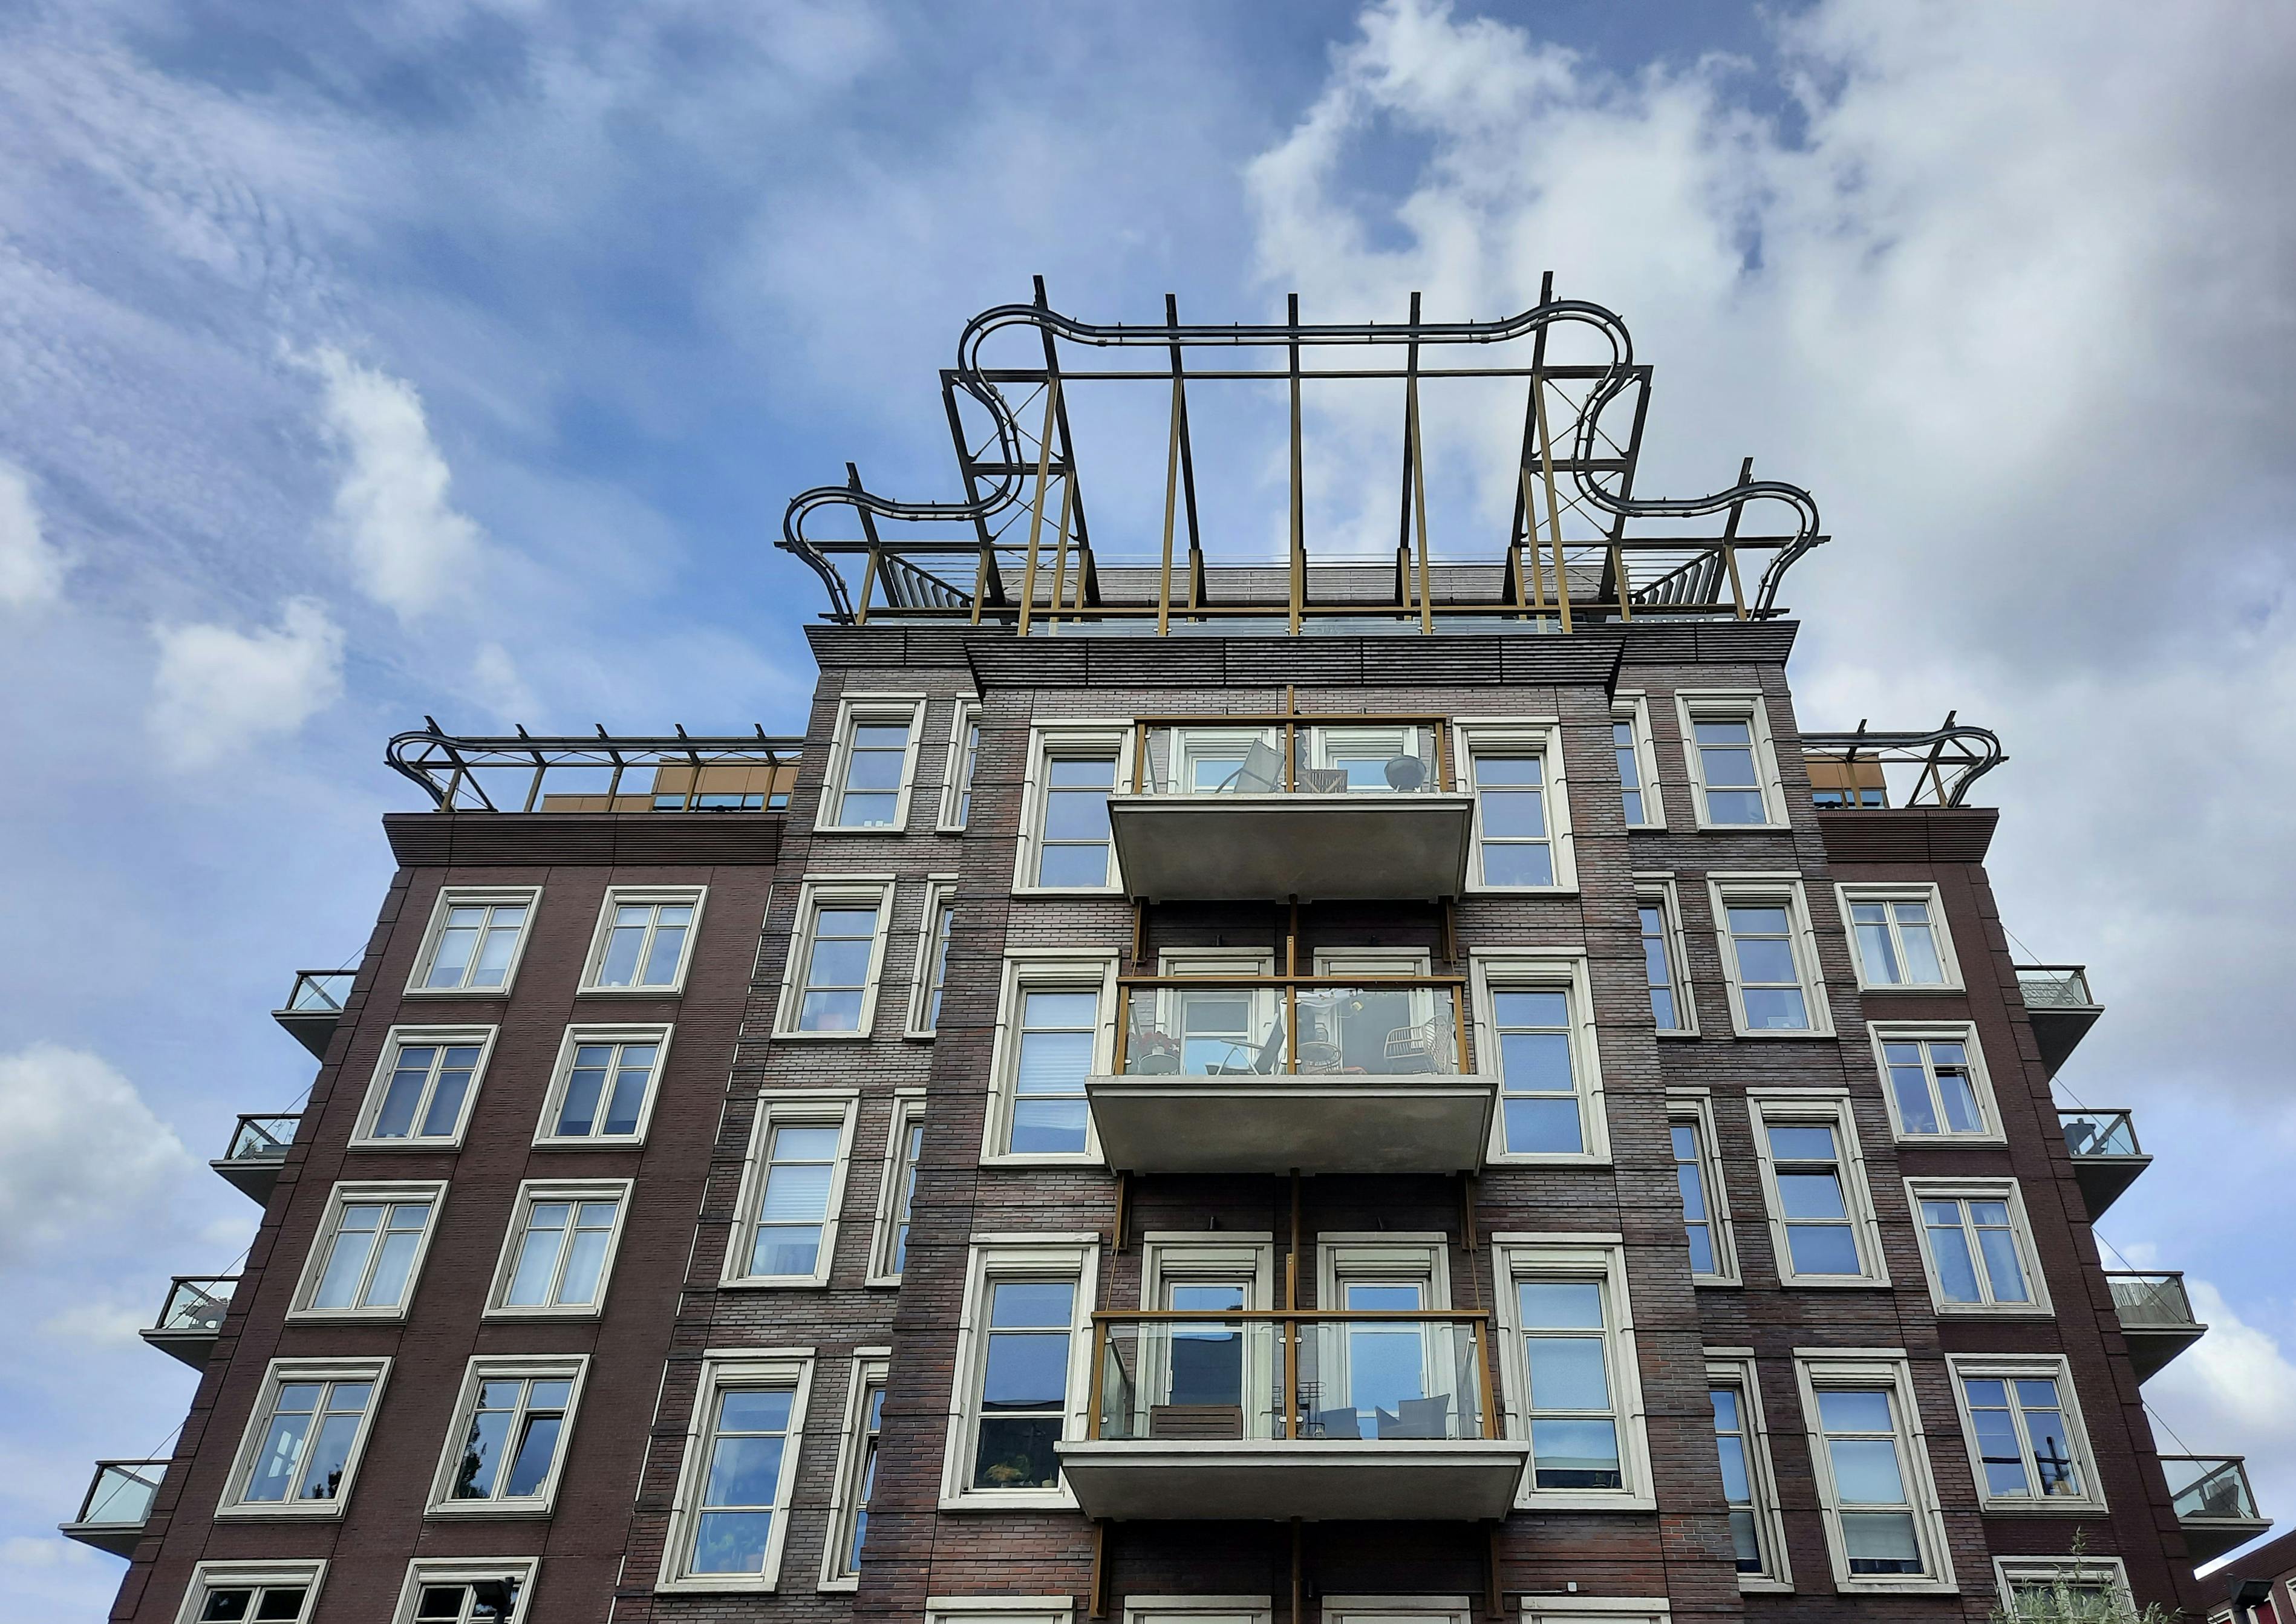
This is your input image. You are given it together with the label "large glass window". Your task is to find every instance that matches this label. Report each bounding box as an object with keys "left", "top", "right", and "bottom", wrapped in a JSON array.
[
  {"left": 1673, "top": 1121, "right": 1720, "bottom": 1276},
  {"left": 587, "top": 893, "right": 698, "bottom": 991},
  {"left": 1960, "top": 1369, "right": 2087, "bottom": 1502},
  {"left": 1882, "top": 1037, "right": 1986, "bottom": 1136},
  {"left": 306, "top": 1195, "right": 434, "bottom": 1314},
  {"left": 915, "top": 887, "right": 954, "bottom": 1033},
  {"left": 547, "top": 1035, "right": 660, "bottom": 1142},
  {"left": 499, "top": 1191, "right": 622, "bottom": 1311},
  {"left": 1767, "top": 1123, "right": 1861, "bottom": 1277},
  {"left": 1519, "top": 1280, "right": 1621, "bottom": 1489},
  {"left": 191, "top": 1580, "right": 315, "bottom": 1622},
  {"left": 1614, "top": 720, "right": 1647, "bottom": 826},
  {"left": 446, "top": 1376, "right": 572, "bottom": 1505},
  {"left": 1723, "top": 905, "right": 1810, "bottom": 1030},
  {"left": 945, "top": 706, "right": 981, "bottom": 829},
  {"left": 1007, "top": 989, "right": 1098, "bottom": 1155},
  {"left": 1493, "top": 988, "right": 1582, "bottom": 1155},
  {"left": 1694, "top": 719, "right": 1767, "bottom": 823},
  {"left": 797, "top": 903, "right": 882, "bottom": 1032},
  {"left": 1639, "top": 901, "right": 1683, "bottom": 1030},
  {"left": 1816, "top": 1388, "right": 1923, "bottom": 1574},
  {"left": 972, "top": 1280, "right": 1076, "bottom": 1491},
  {"left": 885, "top": 1117, "right": 924, "bottom": 1277},
  {"left": 1035, "top": 754, "right": 1117, "bottom": 887},
  {"left": 240, "top": 1378, "right": 373, "bottom": 1505},
  {"left": 835, "top": 722, "right": 913, "bottom": 829},
  {"left": 411, "top": 1580, "right": 521, "bottom": 1623},
  {"left": 418, "top": 897, "right": 530, "bottom": 992},
  {"left": 365, "top": 1038, "right": 483, "bottom": 1143},
  {"left": 1921, "top": 1196, "right": 2033, "bottom": 1308},
  {"left": 1846, "top": 890, "right": 1950, "bottom": 986},
  {"left": 1712, "top": 1384, "right": 1766, "bottom": 1574},
  {"left": 1472, "top": 751, "right": 1554, "bottom": 886},
  {"left": 687, "top": 1386, "right": 795, "bottom": 1576},
  {"left": 746, "top": 1123, "right": 844, "bottom": 1279},
  {"left": 848, "top": 1381, "right": 885, "bottom": 1570}
]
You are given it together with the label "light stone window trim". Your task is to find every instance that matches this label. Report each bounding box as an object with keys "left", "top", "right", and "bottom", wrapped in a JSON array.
[
  {"left": 215, "top": 1356, "right": 392, "bottom": 1520},
  {"left": 1449, "top": 717, "right": 1579, "bottom": 892},
  {"left": 1946, "top": 1353, "right": 2107, "bottom": 1514},
  {"left": 772, "top": 876, "right": 898, "bottom": 1040},
  {"left": 1470, "top": 949, "right": 1609, "bottom": 1166},
  {"left": 907, "top": 876, "right": 960, "bottom": 1038},
  {"left": 1747, "top": 1091, "right": 1890, "bottom": 1288},
  {"left": 1490, "top": 1234, "right": 1654, "bottom": 1511},
  {"left": 1675, "top": 688, "right": 1789, "bottom": 830},
  {"left": 1870, "top": 1021, "right": 2004, "bottom": 1143},
  {"left": 349, "top": 1026, "right": 498, "bottom": 1149},
  {"left": 1705, "top": 1352, "right": 1792, "bottom": 1592},
  {"left": 867, "top": 1090, "right": 928, "bottom": 1287},
  {"left": 1521, "top": 1599, "right": 1672, "bottom": 1624},
  {"left": 928, "top": 1600, "right": 1077, "bottom": 1624},
  {"left": 723, "top": 1090, "right": 861, "bottom": 1288},
  {"left": 940, "top": 1238, "right": 1101, "bottom": 1510},
  {"left": 1794, "top": 1349, "right": 1957, "bottom": 1594},
  {"left": 979, "top": 951, "right": 1120, "bottom": 1167},
  {"left": 577, "top": 884, "right": 706, "bottom": 996},
  {"left": 403, "top": 885, "right": 542, "bottom": 999},
  {"left": 388, "top": 1557, "right": 540, "bottom": 1624},
  {"left": 1905, "top": 1177, "right": 2053, "bottom": 1317},
  {"left": 423, "top": 1353, "right": 589, "bottom": 1519},
  {"left": 820, "top": 1348, "right": 893, "bottom": 1591},
  {"left": 1708, "top": 873, "right": 1836, "bottom": 1038},
  {"left": 1127, "top": 1597, "right": 1273, "bottom": 1624},
  {"left": 1327, "top": 1601, "right": 1474, "bottom": 1624},
  {"left": 940, "top": 699, "right": 983, "bottom": 831},
  {"left": 1011, "top": 720, "right": 1135, "bottom": 896},
  {"left": 1837, "top": 882, "right": 1965, "bottom": 992},
  {"left": 1994, "top": 1556, "right": 2135, "bottom": 1620},
  {"left": 531, "top": 1022, "right": 674, "bottom": 1148},
  {"left": 173, "top": 1560, "right": 328, "bottom": 1624},
  {"left": 657, "top": 1349, "right": 816, "bottom": 1592},
  {"left": 1668, "top": 1091, "right": 1739, "bottom": 1285},
  {"left": 817, "top": 693, "right": 928, "bottom": 834},
  {"left": 286, "top": 1181, "right": 448, "bottom": 1324},
  {"left": 1613, "top": 690, "right": 1667, "bottom": 829},
  {"left": 481, "top": 1178, "right": 634, "bottom": 1319},
  {"left": 1634, "top": 873, "right": 1698, "bottom": 1036}
]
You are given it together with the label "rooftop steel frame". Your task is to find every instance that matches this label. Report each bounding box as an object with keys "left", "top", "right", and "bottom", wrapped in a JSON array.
[
  {"left": 1801, "top": 717, "right": 2006, "bottom": 809},
  {"left": 386, "top": 721, "right": 803, "bottom": 812},
  {"left": 779, "top": 275, "right": 1828, "bottom": 632}
]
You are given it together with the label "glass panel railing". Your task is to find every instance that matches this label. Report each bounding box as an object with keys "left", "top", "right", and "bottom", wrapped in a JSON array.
[
  {"left": 1119, "top": 982, "right": 1466, "bottom": 1077},
  {"left": 2163, "top": 1456, "right": 2259, "bottom": 1521},
  {"left": 283, "top": 970, "right": 354, "bottom": 1013},
  {"left": 152, "top": 1277, "right": 236, "bottom": 1335},
  {"left": 2018, "top": 965, "right": 2096, "bottom": 1009},
  {"left": 1091, "top": 1315, "right": 1490, "bottom": 1442},
  {"left": 223, "top": 1115, "right": 299, "bottom": 1163},
  {"left": 2059, "top": 1109, "right": 2141, "bottom": 1159},
  {"left": 1137, "top": 723, "right": 1443, "bottom": 796},
  {"left": 2108, "top": 1273, "right": 2197, "bottom": 1328},
  {"left": 73, "top": 1461, "right": 166, "bottom": 1527}
]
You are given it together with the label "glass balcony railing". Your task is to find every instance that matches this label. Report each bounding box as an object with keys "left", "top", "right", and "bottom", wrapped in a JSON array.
[
  {"left": 281, "top": 970, "right": 354, "bottom": 1016},
  {"left": 151, "top": 1277, "right": 235, "bottom": 1337},
  {"left": 1118, "top": 979, "right": 1468, "bottom": 1077},
  {"left": 1132, "top": 720, "right": 1446, "bottom": 797},
  {"left": 2165, "top": 1455, "right": 2262, "bottom": 1521},
  {"left": 2060, "top": 1109, "right": 2141, "bottom": 1159},
  {"left": 1088, "top": 1313, "right": 1498, "bottom": 1444},
  {"left": 60, "top": 1459, "right": 167, "bottom": 1551},
  {"left": 2109, "top": 1272, "right": 2198, "bottom": 1328},
  {"left": 223, "top": 1115, "right": 298, "bottom": 1163},
  {"left": 2018, "top": 965, "right": 2098, "bottom": 1010}
]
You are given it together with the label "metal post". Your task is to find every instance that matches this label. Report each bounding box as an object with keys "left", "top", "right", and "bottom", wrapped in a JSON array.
[
  {"left": 1159, "top": 372, "right": 1181, "bottom": 636},
  {"left": 1288, "top": 293, "right": 1305, "bottom": 636},
  {"left": 1409, "top": 370, "right": 1433, "bottom": 634},
  {"left": 1016, "top": 380, "right": 1060, "bottom": 637},
  {"left": 1531, "top": 375, "right": 1573, "bottom": 633}
]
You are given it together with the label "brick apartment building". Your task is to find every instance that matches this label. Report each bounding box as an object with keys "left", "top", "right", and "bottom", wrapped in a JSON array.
[{"left": 66, "top": 286, "right": 2268, "bottom": 1624}]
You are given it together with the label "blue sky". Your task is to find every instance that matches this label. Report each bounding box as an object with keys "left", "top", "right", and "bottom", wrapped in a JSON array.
[{"left": 4, "top": 0, "right": 2295, "bottom": 1613}]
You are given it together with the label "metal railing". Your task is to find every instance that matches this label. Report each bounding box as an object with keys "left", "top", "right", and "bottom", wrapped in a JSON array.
[
  {"left": 149, "top": 1277, "right": 237, "bottom": 1338},
  {"left": 1130, "top": 717, "right": 1450, "bottom": 797},
  {"left": 2107, "top": 1272, "right": 2199, "bottom": 1329},
  {"left": 1117, "top": 977, "right": 1470, "bottom": 1078},
  {"left": 2059, "top": 1109, "right": 2142, "bottom": 1160},
  {"left": 68, "top": 1460, "right": 167, "bottom": 1530},
  {"left": 279, "top": 970, "right": 354, "bottom": 1016},
  {"left": 2162, "top": 1456, "right": 2261, "bottom": 1522},
  {"left": 2018, "top": 965, "right": 2098, "bottom": 1010},
  {"left": 386, "top": 725, "right": 804, "bottom": 814},
  {"left": 1086, "top": 1311, "right": 1499, "bottom": 1443},
  {"left": 1800, "top": 719, "right": 2006, "bottom": 809},
  {"left": 221, "top": 1115, "right": 300, "bottom": 1164}
]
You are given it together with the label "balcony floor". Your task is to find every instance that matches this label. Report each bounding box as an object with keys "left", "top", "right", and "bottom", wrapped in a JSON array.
[
  {"left": 1088, "top": 1075, "right": 1496, "bottom": 1175},
  {"left": 2180, "top": 1514, "right": 2273, "bottom": 1564},
  {"left": 1108, "top": 795, "right": 1474, "bottom": 902},
  {"left": 1057, "top": 1438, "right": 1530, "bottom": 1521},
  {"left": 2072, "top": 1155, "right": 2150, "bottom": 1218}
]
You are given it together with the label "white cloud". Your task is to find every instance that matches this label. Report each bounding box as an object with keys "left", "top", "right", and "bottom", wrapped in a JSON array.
[
  {"left": 35, "top": 1302, "right": 148, "bottom": 1349},
  {"left": 149, "top": 596, "right": 345, "bottom": 768},
  {"left": 2144, "top": 1279, "right": 2296, "bottom": 1569},
  {"left": 309, "top": 345, "right": 486, "bottom": 617},
  {"left": 0, "top": 1044, "right": 189, "bottom": 1268},
  {"left": 469, "top": 639, "right": 538, "bottom": 723},
  {"left": 0, "top": 463, "right": 67, "bottom": 608}
]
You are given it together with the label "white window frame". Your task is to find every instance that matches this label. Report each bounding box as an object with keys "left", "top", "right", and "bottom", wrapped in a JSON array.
[
  {"left": 216, "top": 1356, "right": 391, "bottom": 1519},
  {"left": 1705, "top": 1351, "right": 1792, "bottom": 1592},
  {"left": 941, "top": 1234, "right": 1100, "bottom": 1509},
  {"left": 423, "top": 1353, "right": 589, "bottom": 1518},
  {"left": 403, "top": 885, "right": 541, "bottom": 998},
  {"left": 980, "top": 951, "right": 1120, "bottom": 1166},
  {"left": 531, "top": 1022, "right": 674, "bottom": 1148},
  {"left": 1327, "top": 1599, "right": 1472, "bottom": 1624},
  {"left": 1795, "top": 1348, "right": 1956, "bottom": 1594},
  {"left": 1947, "top": 1353, "right": 2105, "bottom": 1513},
  {"left": 1521, "top": 1599, "right": 1672, "bottom": 1624},
  {"left": 1613, "top": 691, "right": 1667, "bottom": 830},
  {"left": 1634, "top": 874, "right": 1698, "bottom": 1036},
  {"left": 773, "top": 877, "right": 897, "bottom": 1039},
  {"left": 723, "top": 1090, "right": 860, "bottom": 1288},
  {"left": 908, "top": 876, "right": 959, "bottom": 1037},
  {"left": 577, "top": 884, "right": 706, "bottom": 996},
  {"left": 1994, "top": 1556, "right": 2135, "bottom": 1621},
  {"left": 174, "top": 1560, "right": 328, "bottom": 1623},
  {"left": 1129, "top": 1598, "right": 1273, "bottom": 1624},
  {"left": 1675, "top": 689, "right": 1789, "bottom": 830},
  {"left": 1905, "top": 1178, "right": 2052, "bottom": 1317},
  {"left": 1668, "top": 1091, "right": 1738, "bottom": 1285},
  {"left": 940, "top": 699, "right": 983, "bottom": 832},
  {"left": 1870, "top": 1022, "right": 2004, "bottom": 1144},
  {"left": 1838, "top": 882, "right": 1964, "bottom": 991},
  {"left": 1490, "top": 1234, "right": 1653, "bottom": 1510},
  {"left": 820, "top": 1348, "right": 892, "bottom": 1591},
  {"left": 1749, "top": 1091, "right": 1889, "bottom": 1288},
  {"left": 349, "top": 1026, "right": 497, "bottom": 1149},
  {"left": 388, "top": 1557, "right": 540, "bottom": 1624},
  {"left": 817, "top": 693, "right": 927, "bottom": 833},
  {"left": 1470, "top": 949, "right": 1608, "bottom": 1165},
  {"left": 1708, "top": 873, "right": 1836, "bottom": 1038},
  {"left": 658, "top": 1348, "right": 815, "bottom": 1592},
  {"left": 286, "top": 1181, "right": 448, "bottom": 1323},
  {"left": 930, "top": 1600, "right": 1075, "bottom": 1624},
  {"left": 1011, "top": 720, "right": 1133, "bottom": 896},
  {"left": 482, "top": 1178, "right": 634, "bottom": 1319},
  {"left": 1452, "top": 717, "right": 1578, "bottom": 892},
  {"left": 868, "top": 1091, "right": 928, "bottom": 1286}
]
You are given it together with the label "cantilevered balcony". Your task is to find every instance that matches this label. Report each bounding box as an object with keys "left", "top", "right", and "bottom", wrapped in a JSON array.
[
  {"left": 2018, "top": 965, "right": 2103, "bottom": 1073},
  {"left": 1088, "top": 977, "right": 1496, "bottom": 1175},
  {"left": 1058, "top": 1311, "right": 1528, "bottom": 1521},
  {"left": 58, "top": 1460, "right": 166, "bottom": 1556},
  {"left": 2059, "top": 1108, "right": 2150, "bottom": 1216},
  {"left": 272, "top": 970, "right": 355, "bottom": 1059},
  {"left": 212, "top": 1114, "right": 299, "bottom": 1202},
  {"left": 2162, "top": 1455, "right": 2270, "bottom": 1561},
  {"left": 141, "top": 1276, "right": 237, "bottom": 1368},
  {"left": 1106, "top": 720, "right": 1473, "bottom": 902},
  {"left": 2107, "top": 1272, "right": 2206, "bottom": 1381}
]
